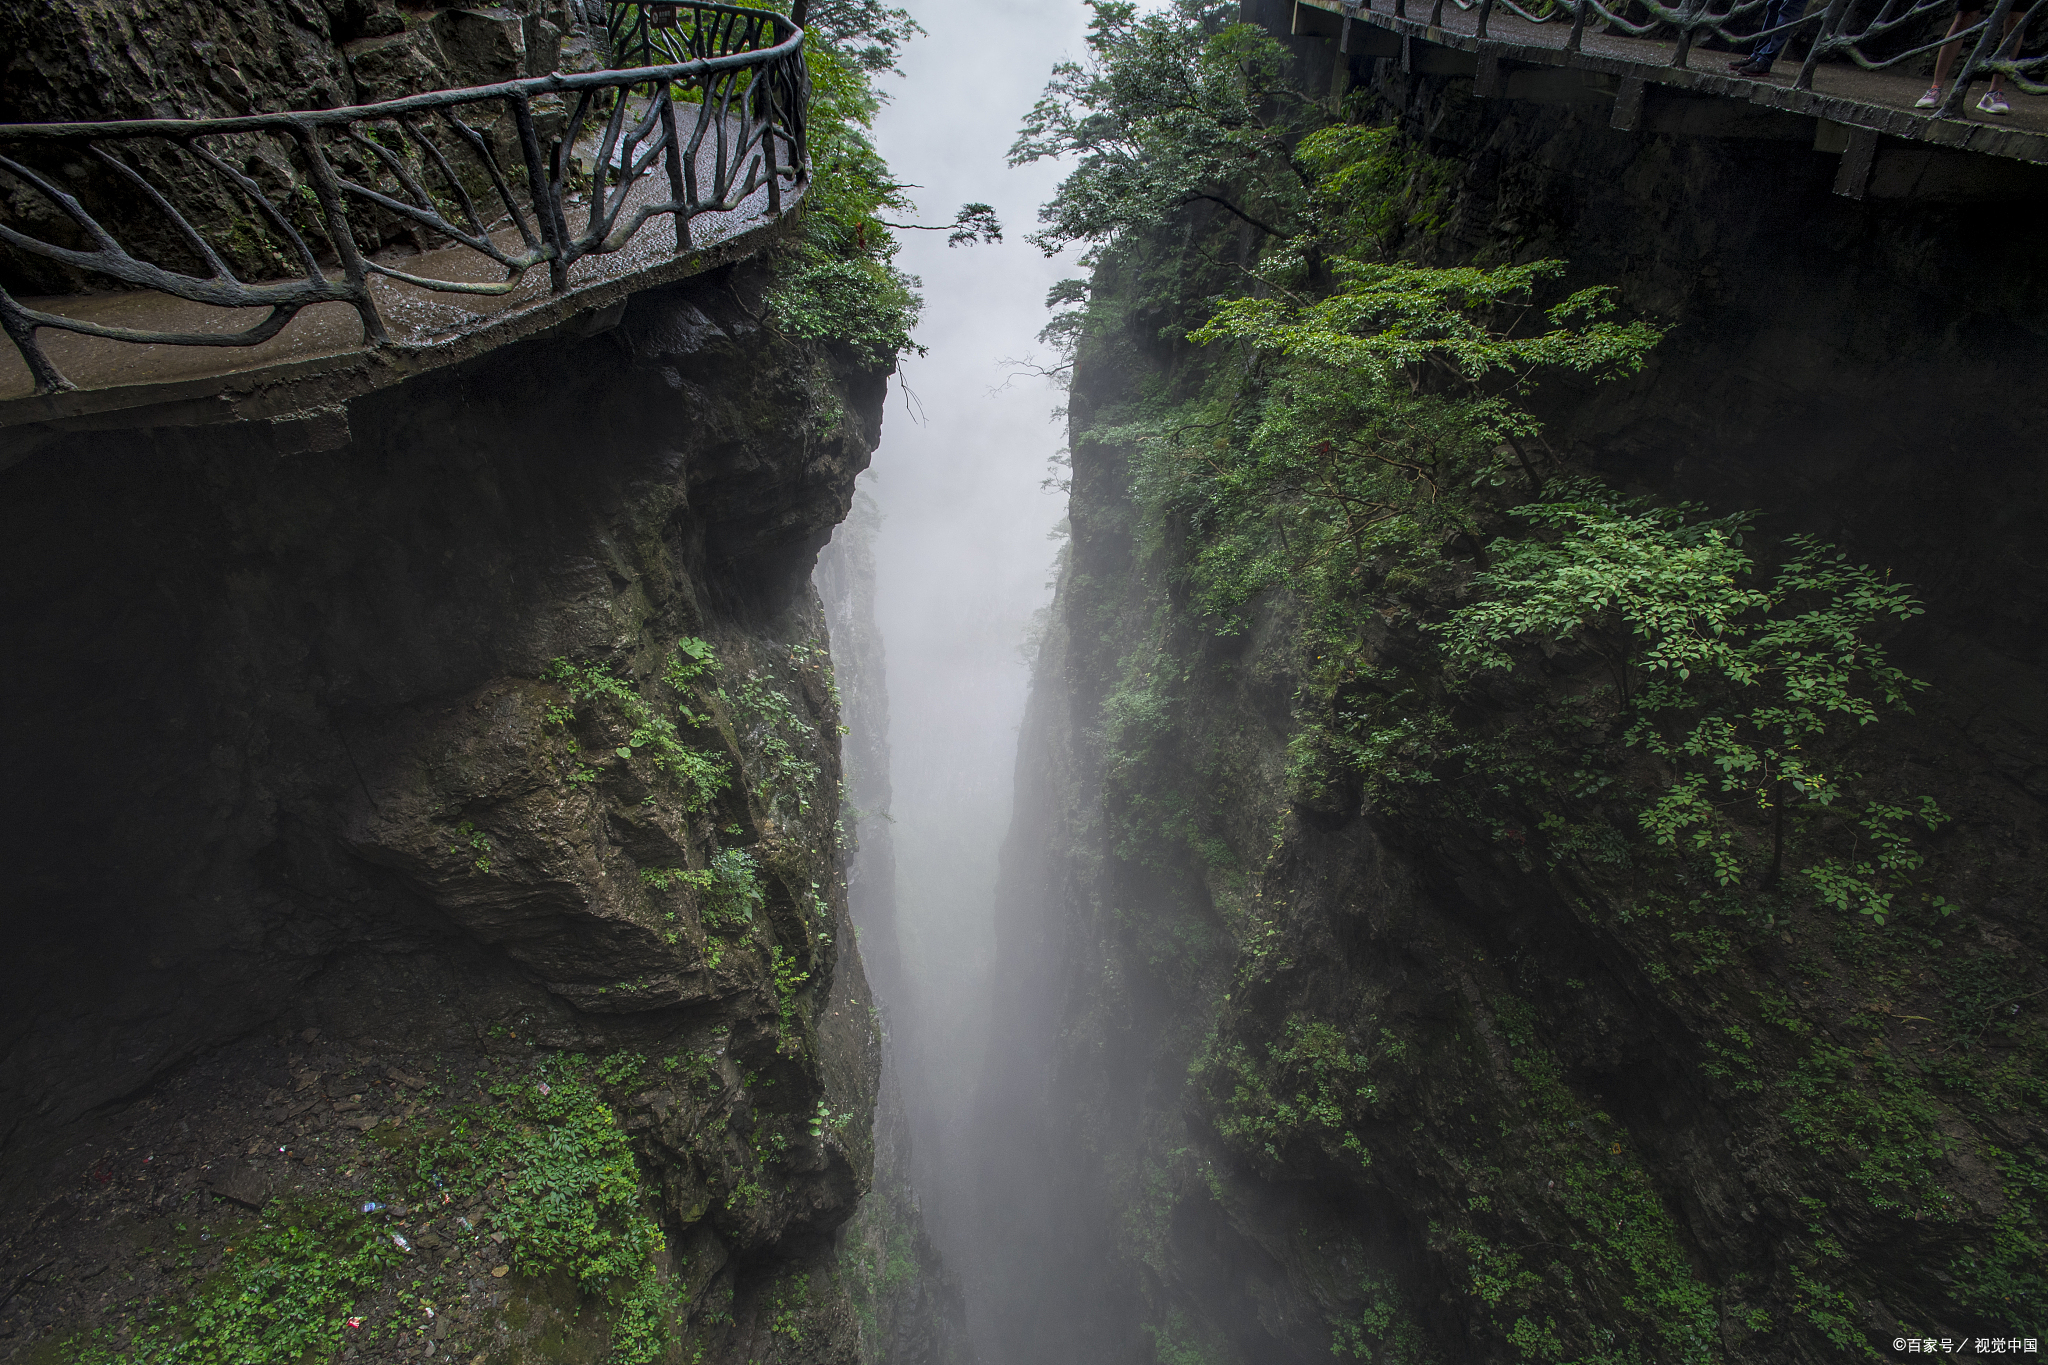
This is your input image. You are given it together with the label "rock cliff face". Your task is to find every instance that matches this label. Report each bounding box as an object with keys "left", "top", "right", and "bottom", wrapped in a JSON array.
[
  {"left": 965, "top": 11, "right": 2047, "bottom": 1365},
  {"left": 0, "top": 258, "right": 892, "bottom": 1363},
  {"left": 0, "top": 0, "right": 595, "bottom": 124}
]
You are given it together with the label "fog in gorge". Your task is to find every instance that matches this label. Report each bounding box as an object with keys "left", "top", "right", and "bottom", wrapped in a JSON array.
[
  {"left": 8, "top": 0, "right": 2035, "bottom": 1352},
  {"left": 820, "top": 0, "right": 1088, "bottom": 1350}
]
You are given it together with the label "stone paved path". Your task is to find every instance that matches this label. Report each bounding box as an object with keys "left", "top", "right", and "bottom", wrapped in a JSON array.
[{"left": 1, "top": 121, "right": 791, "bottom": 419}]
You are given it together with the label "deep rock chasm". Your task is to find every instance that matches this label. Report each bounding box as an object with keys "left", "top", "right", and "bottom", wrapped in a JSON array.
[{"left": 3, "top": 0, "right": 2047, "bottom": 1362}]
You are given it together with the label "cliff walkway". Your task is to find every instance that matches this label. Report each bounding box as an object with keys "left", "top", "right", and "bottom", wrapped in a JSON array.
[
  {"left": 0, "top": 1, "right": 806, "bottom": 449},
  {"left": 1293, "top": 0, "right": 2048, "bottom": 198}
]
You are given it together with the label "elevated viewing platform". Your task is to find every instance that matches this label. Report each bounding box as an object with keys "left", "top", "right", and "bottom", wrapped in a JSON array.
[
  {"left": 0, "top": 0, "right": 808, "bottom": 453},
  {"left": 1292, "top": 0, "right": 2048, "bottom": 198}
]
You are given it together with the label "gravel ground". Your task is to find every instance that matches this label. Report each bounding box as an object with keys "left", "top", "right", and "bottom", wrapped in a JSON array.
[{"left": 0, "top": 1029, "right": 596, "bottom": 1365}]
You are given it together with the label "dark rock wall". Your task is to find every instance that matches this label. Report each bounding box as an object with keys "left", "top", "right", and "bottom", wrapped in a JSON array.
[
  {"left": 0, "top": 258, "right": 888, "bottom": 1360},
  {"left": 0, "top": 0, "right": 591, "bottom": 123},
  {"left": 964, "top": 16, "right": 2047, "bottom": 1365},
  {"left": 1358, "top": 58, "right": 2048, "bottom": 791}
]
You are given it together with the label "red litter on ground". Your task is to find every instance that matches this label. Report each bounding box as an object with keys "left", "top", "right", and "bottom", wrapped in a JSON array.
[{"left": 347, "top": 1317, "right": 365, "bottom": 1329}]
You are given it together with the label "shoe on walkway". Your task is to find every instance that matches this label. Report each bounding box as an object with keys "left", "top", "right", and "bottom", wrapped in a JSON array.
[
  {"left": 1729, "top": 59, "right": 1772, "bottom": 76},
  {"left": 1978, "top": 88, "right": 2011, "bottom": 114},
  {"left": 1915, "top": 86, "right": 1944, "bottom": 109}
]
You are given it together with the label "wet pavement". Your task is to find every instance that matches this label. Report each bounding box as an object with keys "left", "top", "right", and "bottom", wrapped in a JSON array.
[{"left": 0, "top": 123, "right": 796, "bottom": 424}]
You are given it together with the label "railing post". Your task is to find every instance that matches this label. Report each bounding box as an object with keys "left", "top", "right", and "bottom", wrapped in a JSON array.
[
  {"left": 1793, "top": 0, "right": 1850, "bottom": 90},
  {"left": 1567, "top": 0, "right": 1590, "bottom": 51},
  {"left": 512, "top": 94, "right": 571, "bottom": 293},
  {"left": 1476, "top": 0, "right": 1496, "bottom": 38},
  {"left": 762, "top": 67, "right": 781, "bottom": 217},
  {"left": 1937, "top": 0, "right": 2014, "bottom": 117},
  {"left": 292, "top": 125, "right": 387, "bottom": 345},
  {"left": 790, "top": 53, "right": 810, "bottom": 181},
  {"left": 659, "top": 94, "right": 692, "bottom": 252},
  {"left": 0, "top": 287, "right": 73, "bottom": 395},
  {"left": 1670, "top": 0, "right": 1704, "bottom": 68}
]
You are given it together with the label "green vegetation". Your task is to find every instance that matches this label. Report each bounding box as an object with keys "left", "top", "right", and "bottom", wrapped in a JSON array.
[
  {"left": 448, "top": 819, "right": 493, "bottom": 873},
  {"left": 57, "top": 1201, "right": 404, "bottom": 1365},
  {"left": 1013, "top": 0, "right": 1323, "bottom": 257},
  {"left": 1193, "top": 1019, "right": 1380, "bottom": 1171},
  {"left": 761, "top": 1, "right": 923, "bottom": 360},
  {"left": 406, "top": 1060, "right": 680, "bottom": 1363},
  {"left": 546, "top": 653, "right": 728, "bottom": 811},
  {"left": 53, "top": 1058, "right": 694, "bottom": 1365},
  {"left": 663, "top": 635, "right": 720, "bottom": 720},
  {"left": 1782, "top": 1040, "right": 1952, "bottom": 1216},
  {"left": 1423, "top": 493, "right": 1944, "bottom": 923},
  {"left": 735, "top": 674, "right": 824, "bottom": 815},
  {"left": 1141, "top": 1309, "right": 1229, "bottom": 1365},
  {"left": 748, "top": 0, "right": 998, "bottom": 361},
  {"left": 691, "top": 846, "right": 768, "bottom": 930},
  {"left": 1014, "top": 0, "right": 2045, "bottom": 1357},
  {"left": 643, "top": 846, "right": 766, "bottom": 939},
  {"left": 1483, "top": 999, "right": 1721, "bottom": 1363},
  {"left": 764, "top": 1271, "right": 812, "bottom": 1342},
  {"left": 1328, "top": 1273, "right": 1435, "bottom": 1363},
  {"left": 770, "top": 944, "right": 811, "bottom": 1052},
  {"left": 843, "top": 1218, "right": 919, "bottom": 1340}
]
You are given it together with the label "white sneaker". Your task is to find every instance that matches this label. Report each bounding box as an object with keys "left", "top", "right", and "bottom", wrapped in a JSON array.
[
  {"left": 1978, "top": 88, "right": 2011, "bottom": 114},
  {"left": 1915, "top": 86, "right": 1944, "bottom": 109}
]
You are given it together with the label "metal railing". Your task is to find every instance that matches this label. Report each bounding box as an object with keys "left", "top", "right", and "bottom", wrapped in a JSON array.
[
  {"left": 0, "top": 1, "right": 807, "bottom": 397},
  {"left": 1363, "top": 0, "right": 2046, "bottom": 117}
]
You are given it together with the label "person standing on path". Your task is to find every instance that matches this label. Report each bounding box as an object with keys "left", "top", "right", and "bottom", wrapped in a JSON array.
[
  {"left": 1727, "top": 0, "right": 1809, "bottom": 76},
  {"left": 1915, "top": 3, "right": 2021, "bottom": 114}
]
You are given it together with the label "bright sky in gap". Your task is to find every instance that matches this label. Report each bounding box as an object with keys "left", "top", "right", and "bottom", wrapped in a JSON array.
[{"left": 847, "top": 0, "right": 1091, "bottom": 1267}]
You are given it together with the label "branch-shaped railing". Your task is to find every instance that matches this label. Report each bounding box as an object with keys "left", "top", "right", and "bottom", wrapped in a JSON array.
[
  {"left": 0, "top": 1, "right": 807, "bottom": 397},
  {"left": 1366, "top": 0, "right": 2046, "bottom": 117}
]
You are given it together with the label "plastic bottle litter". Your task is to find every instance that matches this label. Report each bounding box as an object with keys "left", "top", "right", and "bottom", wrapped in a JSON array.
[
  {"left": 391, "top": 1234, "right": 411, "bottom": 1252},
  {"left": 362, "top": 1201, "right": 383, "bottom": 1213}
]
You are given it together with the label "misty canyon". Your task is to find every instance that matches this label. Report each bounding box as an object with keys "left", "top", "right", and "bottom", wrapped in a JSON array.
[{"left": 1, "top": 1, "right": 2045, "bottom": 1364}]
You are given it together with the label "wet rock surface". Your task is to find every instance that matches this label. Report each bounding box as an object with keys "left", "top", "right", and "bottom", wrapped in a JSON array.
[
  {"left": 964, "top": 24, "right": 2048, "bottom": 1365},
  {"left": 0, "top": 0, "right": 597, "bottom": 124},
  {"left": 0, "top": 258, "right": 890, "bottom": 1362}
]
